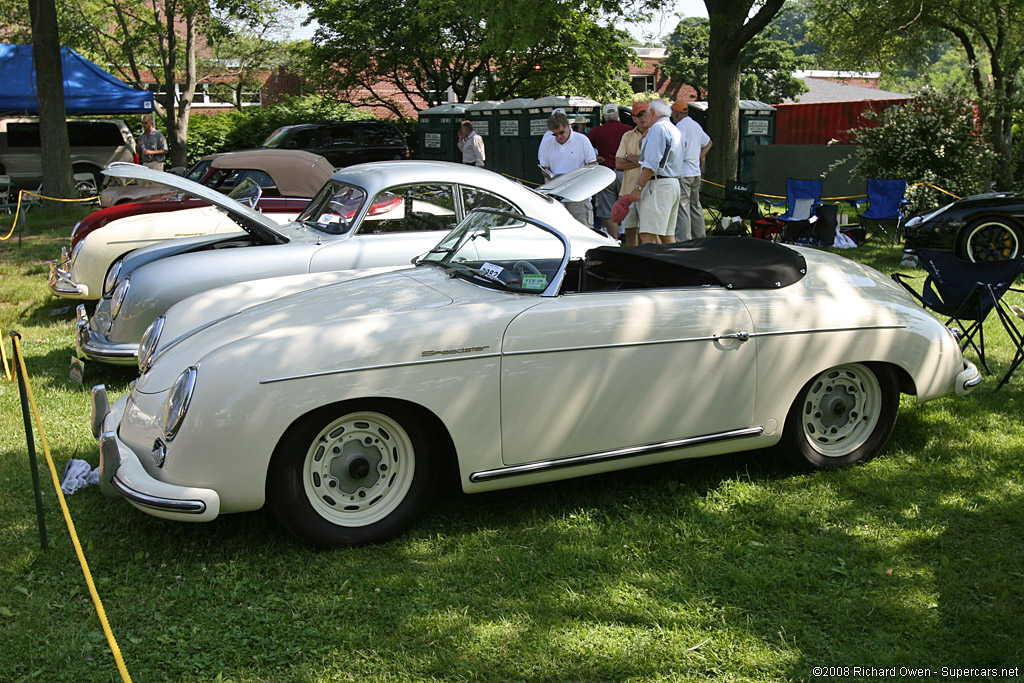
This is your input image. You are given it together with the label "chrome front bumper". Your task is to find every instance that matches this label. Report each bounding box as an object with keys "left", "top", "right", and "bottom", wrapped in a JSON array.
[
  {"left": 92, "top": 385, "right": 220, "bottom": 521},
  {"left": 956, "top": 360, "right": 982, "bottom": 396},
  {"left": 75, "top": 304, "right": 138, "bottom": 364},
  {"left": 47, "top": 248, "right": 89, "bottom": 298}
]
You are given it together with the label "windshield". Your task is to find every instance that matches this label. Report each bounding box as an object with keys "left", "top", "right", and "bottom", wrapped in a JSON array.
[
  {"left": 228, "top": 177, "right": 263, "bottom": 208},
  {"left": 297, "top": 180, "right": 367, "bottom": 235},
  {"left": 261, "top": 127, "right": 290, "bottom": 148},
  {"left": 418, "top": 209, "right": 568, "bottom": 295}
]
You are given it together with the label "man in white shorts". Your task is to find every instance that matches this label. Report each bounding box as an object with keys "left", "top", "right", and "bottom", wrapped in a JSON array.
[{"left": 627, "top": 99, "right": 684, "bottom": 244}]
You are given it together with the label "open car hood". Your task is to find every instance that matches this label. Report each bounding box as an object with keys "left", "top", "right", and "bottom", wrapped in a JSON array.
[
  {"left": 536, "top": 165, "right": 615, "bottom": 202},
  {"left": 102, "top": 163, "right": 288, "bottom": 245}
]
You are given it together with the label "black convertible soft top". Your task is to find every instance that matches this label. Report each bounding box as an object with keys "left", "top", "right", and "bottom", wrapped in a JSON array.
[{"left": 585, "top": 238, "right": 807, "bottom": 290}]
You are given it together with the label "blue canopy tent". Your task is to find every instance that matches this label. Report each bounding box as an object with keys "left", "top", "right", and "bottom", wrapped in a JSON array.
[{"left": 0, "top": 44, "right": 154, "bottom": 114}]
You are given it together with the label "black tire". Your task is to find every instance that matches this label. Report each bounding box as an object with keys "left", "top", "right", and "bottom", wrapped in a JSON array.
[
  {"left": 956, "top": 216, "right": 1024, "bottom": 262},
  {"left": 267, "top": 402, "right": 437, "bottom": 547},
  {"left": 777, "top": 363, "right": 899, "bottom": 470}
]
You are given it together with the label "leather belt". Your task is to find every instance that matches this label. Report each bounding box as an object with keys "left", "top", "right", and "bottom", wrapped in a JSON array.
[{"left": 652, "top": 175, "right": 678, "bottom": 180}]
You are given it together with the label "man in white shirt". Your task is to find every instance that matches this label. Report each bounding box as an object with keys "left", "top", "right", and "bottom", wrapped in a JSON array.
[
  {"left": 628, "top": 99, "right": 685, "bottom": 244},
  {"left": 538, "top": 110, "right": 598, "bottom": 227},
  {"left": 671, "top": 100, "right": 713, "bottom": 241},
  {"left": 456, "top": 120, "right": 485, "bottom": 167}
]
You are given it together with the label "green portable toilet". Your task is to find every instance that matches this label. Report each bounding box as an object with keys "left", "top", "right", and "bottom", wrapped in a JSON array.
[
  {"left": 526, "top": 96, "right": 601, "bottom": 186},
  {"left": 464, "top": 100, "right": 501, "bottom": 171},
  {"left": 494, "top": 98, "right": 534, "bottom": 184},
  {"left": 685, "top": 101, "right": 775, "bottom": 184},
  {"left": 417, "top": 103, "right": 469, "bottom": 162}
]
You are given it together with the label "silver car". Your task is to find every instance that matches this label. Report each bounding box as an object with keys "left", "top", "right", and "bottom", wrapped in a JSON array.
[{"left": 76, "top": 160, "right": 615, "bottom": 364}]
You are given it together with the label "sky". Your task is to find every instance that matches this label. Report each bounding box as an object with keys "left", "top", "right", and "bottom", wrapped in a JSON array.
[
  {"left": 291, "top": 0, "right": 709, "bottom": 44},
  {"left": 618, "top": 0, "right": 708, "bottom": 44}
]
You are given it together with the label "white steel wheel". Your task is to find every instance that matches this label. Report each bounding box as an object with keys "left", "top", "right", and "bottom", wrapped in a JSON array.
[
  {"left": 779, "top": 363, "right": 899, "bottom": 470},
  {"left": 269, "top": 404, "right": 436, "bottom": 547},
  {"left": 303, "top": 411, "right": 416, "bottom": 527}
]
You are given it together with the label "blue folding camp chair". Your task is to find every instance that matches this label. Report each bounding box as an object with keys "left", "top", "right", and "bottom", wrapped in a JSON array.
[
  {"left": 771, "top": 178, "right": 822, "bottom": 223},
  {"left": 848, "top": 178, "right": 907, "bottom": 247},
  {"left": 892, "top": 250, "right": 1024, "bottom": 383}
]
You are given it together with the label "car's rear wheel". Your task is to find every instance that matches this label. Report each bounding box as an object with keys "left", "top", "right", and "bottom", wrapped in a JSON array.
[
  {"left": 956, "top": 217, "right": 1023, "bottom": 262},
  {"left": 267, "top": 403, "right": 436, "bottom": 547},
  {"left": 778, "top": 363, "right": 899, "bottom": 470}
]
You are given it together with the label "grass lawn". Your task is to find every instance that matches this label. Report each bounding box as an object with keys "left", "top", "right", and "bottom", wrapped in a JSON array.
[{"left": 1, "top": 208, "right": 1022, "bottom": 682}]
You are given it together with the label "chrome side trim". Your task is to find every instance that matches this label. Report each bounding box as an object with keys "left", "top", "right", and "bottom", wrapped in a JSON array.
[
  {"left": 260, "top": 352, "right": 503, "bottom": 384},
  {"left": 469, "top": 426, "right": 764, "bottom": 483},
  {"left": 111, "top": 476, "right": 207, "bottom": 514},
  {"left": 259, "top": 325, "right": 906, "bottom": 385}
]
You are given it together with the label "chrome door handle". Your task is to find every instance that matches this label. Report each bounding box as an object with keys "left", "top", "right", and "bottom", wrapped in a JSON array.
[{"left": 714, "top": 330, "right": 750, "bottom": 342}]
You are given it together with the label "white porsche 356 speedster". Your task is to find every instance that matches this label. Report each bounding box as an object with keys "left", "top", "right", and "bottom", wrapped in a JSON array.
[{"left": 90, "top": 209, "right": 980, "bottom": 547}]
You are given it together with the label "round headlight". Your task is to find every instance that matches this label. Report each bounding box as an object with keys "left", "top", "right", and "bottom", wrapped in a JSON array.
[
  {"left": 138, "top": 316, "right": 164, "bottom": 372},
  {"left": 163, "top": 366, "right": 197, "bottom": 441},
  {"left": 103, "top": 259, "right": 123, "bottom": 295},
  {"left": 109, "top": 278, "right": 130, "bottom": 319}
]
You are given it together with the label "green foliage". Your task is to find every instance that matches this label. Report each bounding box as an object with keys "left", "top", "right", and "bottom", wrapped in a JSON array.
[
  {"left": 184, "top": 96, "right": 375, "bottom": 166},
  {"left": 843, "top": 84, "right": 997, "bottom": 212},
  {"left": 303, "top": 0, "right": 635, "bottom": 117},
  {"left": 661, "top": 16, "right": 808, "bottom": 103},
  {"left": 807, "top": 0, "right": 1024, "bottom": 187}
]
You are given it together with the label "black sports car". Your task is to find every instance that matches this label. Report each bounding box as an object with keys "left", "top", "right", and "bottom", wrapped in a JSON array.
[{"left": 903, "top": 192, "right": 1024, "bottom": 261}]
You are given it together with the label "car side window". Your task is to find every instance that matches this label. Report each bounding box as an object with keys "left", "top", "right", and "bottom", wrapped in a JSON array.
[
  {"left": 206, "top": 169, "right": 277, "bottom": 195},
  {"left": 329, "top": 125, "right": 355, "bottom": 145},
  {"left": 359, "top": 183, "right": 457, "bottom": 234},
  {"left": 462, "top": 186, "right": 518, "bottom": 213}
]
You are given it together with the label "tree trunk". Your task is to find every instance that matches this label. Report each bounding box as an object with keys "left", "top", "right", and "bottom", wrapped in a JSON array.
[
  {"left": 28, "top": 0, "right": 75, "bottom": 202},
  {"left": 705, "top": 45, "right": 742, "bottom": 189},
  {"left": 702, "top": 0, "right": 785, "bottom": 194}
]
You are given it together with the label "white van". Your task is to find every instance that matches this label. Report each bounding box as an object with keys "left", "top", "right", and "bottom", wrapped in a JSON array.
[{"left": 0, "top": 118, "right": 136, "bottom": 190}]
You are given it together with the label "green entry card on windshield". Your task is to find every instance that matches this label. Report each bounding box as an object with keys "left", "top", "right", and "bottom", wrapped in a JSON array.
[{"left": 522, "top": 273, "right": 547, "bottom": 291}]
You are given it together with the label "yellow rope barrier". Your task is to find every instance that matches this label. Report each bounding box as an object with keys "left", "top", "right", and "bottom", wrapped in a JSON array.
[
  {"left": 11, "top": 334, "right": 134, "bottom": 683},
  {"left": 701, "top": 178, "right": 961, "bottom": 203},
  {"left": 1, "top": 327, "right": 12, "bottom": 383},
  {"left": 1, "top": 190, "right": 99, "bottom": 242}
]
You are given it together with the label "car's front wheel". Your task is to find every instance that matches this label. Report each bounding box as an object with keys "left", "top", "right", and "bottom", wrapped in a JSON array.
[
  {"left": 778, "top": 363, "right": 899, "bottom": 470},
  {"left": 268, "top": 402, "right": 436, "bottom": 547},
  {"left": 956, "top": 217, "right": 1023, "bottom": 261}
]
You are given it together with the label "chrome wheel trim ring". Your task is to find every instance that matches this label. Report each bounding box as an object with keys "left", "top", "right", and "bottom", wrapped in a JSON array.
[
  {"left": 302, "top": 411, "right": 415, "bottom": 527},
  {"left": 800, "top": 364, "right": 883, "bottom": 458}
]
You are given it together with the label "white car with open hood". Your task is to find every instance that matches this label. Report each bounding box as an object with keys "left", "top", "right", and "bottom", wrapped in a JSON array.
[
  {"left": 75, "top": 160, "right": 615, "bottom": 364},
  {"left": 90, "top": 208, "right": 981, "bottom": 548}
]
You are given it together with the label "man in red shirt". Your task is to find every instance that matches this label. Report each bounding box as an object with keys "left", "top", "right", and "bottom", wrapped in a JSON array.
[{"left": 587, "top": 104, "right": 633, "bottom": 239}]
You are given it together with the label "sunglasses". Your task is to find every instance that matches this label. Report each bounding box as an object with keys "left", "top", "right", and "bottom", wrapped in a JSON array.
[{"left": 553, "top": 128, "right": 570, "bottom": 137}]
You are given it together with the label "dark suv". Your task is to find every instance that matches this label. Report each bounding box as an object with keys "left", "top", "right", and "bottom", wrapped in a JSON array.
[{"left": 260, "top": 121, "right": 410, "bottom": 168}]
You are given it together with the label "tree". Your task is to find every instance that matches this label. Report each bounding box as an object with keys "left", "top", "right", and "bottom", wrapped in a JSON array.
[
  {"left": 661, "top": 16, "right": 808, "bottom": 103},
  {"left": 843, "top": 84, "right": 996, "bottom": 212},
  {"left": 28, "top": 0, "right": 75, "bottom": 201},
  {"left": 58, "top": 0, "right": 298, "bottom": 167},
  {"left": 701, "top": 0, "right": 787, "bottom": 188},
  {"left": 807, "top": 0, "right": 1024, "bottom": 188},
  {"left": 303, "top": 0, "right": 635, "bottom": 118}
]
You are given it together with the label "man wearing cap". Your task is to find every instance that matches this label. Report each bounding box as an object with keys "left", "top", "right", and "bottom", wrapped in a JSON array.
[
  {"left": 587, "top": 104, "right": 633, "bottom": 239},
  {"left": 538, "top": 110, "right": 598, "bottom": 227},
  {"left": 628, "top": 99, "right": 684, "bottom": 244},
  {"left": 671, "top": 99, "right": 713, "bottom": 241},
  {"left": 614, "top": 101, "right": 650, "bottom": 246}
]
